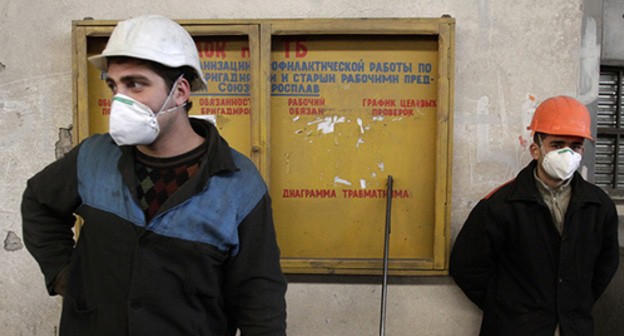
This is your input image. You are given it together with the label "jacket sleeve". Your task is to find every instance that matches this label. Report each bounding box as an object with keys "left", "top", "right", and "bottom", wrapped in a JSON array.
[
  {"left": 21, "top": 145, "right": 82, "bottom": 296},
  {"left": 591, "top": 196, "right": 620, "bottom": 301},
  {"left": 449, "top": 199, "right": 505, "bottom": 309},
  {"left": 224, "top": 193, "right": 287, "bottom": 336}
]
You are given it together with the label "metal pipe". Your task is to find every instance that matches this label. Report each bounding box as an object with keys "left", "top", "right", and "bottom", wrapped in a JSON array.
[{"left": 379, "top": 175, "right": 393, "bottom": 336}]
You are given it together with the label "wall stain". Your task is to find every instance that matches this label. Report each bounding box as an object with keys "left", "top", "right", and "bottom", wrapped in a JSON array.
[{"left": 4, "top": 231, "right": 23, "bottom": 251}]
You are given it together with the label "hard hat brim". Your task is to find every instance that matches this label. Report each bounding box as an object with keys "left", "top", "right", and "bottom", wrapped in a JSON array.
[{"left": 87, "top": 53, "right": 208, "bottom": 92}]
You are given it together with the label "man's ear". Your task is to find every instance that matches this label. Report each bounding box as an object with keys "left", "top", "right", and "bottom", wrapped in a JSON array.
[
  {"left": 529, "top": 142, "right": 541, "bottom": 160},
  {"left": 174, "top": 77, "right": 191, "bottom": 105}
]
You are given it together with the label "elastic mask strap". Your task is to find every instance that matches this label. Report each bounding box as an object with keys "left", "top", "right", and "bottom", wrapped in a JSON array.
[
  {"left": 160, "top": 102, "right": 187, "bottom": 115},
  {"left": 156, "top": 74, "right": 185, "bottom": 116}
]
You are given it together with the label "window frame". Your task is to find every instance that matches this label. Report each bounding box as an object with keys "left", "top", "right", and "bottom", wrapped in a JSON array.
[{"left": 596, "top": 65, "right": 624, "bottom": 201}]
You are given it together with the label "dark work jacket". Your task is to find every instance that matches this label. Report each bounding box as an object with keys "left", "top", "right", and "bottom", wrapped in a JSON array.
[
  {"left": 450, "top": 160, "right": 619, "bottom": 336},
  {"left": 22, "top": 119, "right": 287, "bottom": 336}
]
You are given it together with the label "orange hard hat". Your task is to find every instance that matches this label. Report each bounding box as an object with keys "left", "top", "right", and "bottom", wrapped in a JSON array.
[{"left": 527, "top": 95, "right": 593, "bottom": 140}]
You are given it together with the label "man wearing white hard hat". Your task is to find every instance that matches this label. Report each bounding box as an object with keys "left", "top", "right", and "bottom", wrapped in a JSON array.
[
  {"left": 22, "top": 15, "right": 287, "bottom": 336},
  {"left": 450, "top": 96, "right": 619, "bottom": 335}
]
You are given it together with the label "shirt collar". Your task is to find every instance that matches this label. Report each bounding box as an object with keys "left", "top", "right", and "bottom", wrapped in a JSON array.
[{"left": 533, "top": 168, "right": 573, "bottom": 195}]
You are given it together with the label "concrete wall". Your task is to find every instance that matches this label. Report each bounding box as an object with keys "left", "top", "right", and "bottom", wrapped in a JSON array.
[{"left": 0, "top": 0, "right": 605, "bottom": 335}]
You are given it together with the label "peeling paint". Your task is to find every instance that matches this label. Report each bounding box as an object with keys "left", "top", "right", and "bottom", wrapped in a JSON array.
[
  {"left": 356, "top": 137, "right": 365, "bottom": 148},
  {"left": 55, "top": 125, "right": 73, "bottom": 159},
  {"left": 360, "top": 179, "right": 367, "bottom": 189},
  {"left": 356, "top": 118, "right": 364, "bottom": 134},
  {"left": 334, "top": 176, "right": 352, "bottom": 186},
  {"left": 355, "top": 118, "right": 366, "bottom": 148},
  {"left": 377, "top": 162, "right": 385, "bottom": 172},
  {"left": 315, "top": 116, "right": 346, "bottom": 134},
  {"left": 4, "top": 231, "right": 23, "bottom": 251},
  {"left": 519, "top": 94, "right": 538, "bottom": 149}
]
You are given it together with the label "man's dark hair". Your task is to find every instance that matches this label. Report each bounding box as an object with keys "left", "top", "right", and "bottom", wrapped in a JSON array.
[
  {"left": 533, "top": 132, "right": 544, "bottom": 145},
  {"left": 107, "top": 56, "right": 196, "bottom": 112}
]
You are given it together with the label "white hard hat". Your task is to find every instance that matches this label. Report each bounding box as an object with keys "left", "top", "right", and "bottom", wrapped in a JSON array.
[{"left": 88, "top": 15, "right": 207, "bottom": 92}]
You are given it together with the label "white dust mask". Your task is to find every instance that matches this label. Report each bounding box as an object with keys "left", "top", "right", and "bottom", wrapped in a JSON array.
[
  {"left": 541, "top": 147, "right": 582, "bottom": 181},
  {"left": 108, "top": 76, "right": 185, "bottom": 146}
]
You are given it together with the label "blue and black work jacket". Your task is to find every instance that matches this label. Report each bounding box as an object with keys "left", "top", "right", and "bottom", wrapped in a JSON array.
[
  {"left": 450, "top": 160, "right": 620, "bottom": 336},
  {"left": 22, "top": 119, "right": 287, "bottom": 336}
]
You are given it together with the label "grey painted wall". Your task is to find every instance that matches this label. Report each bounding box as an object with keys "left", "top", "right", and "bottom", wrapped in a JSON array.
[
  {"left": 602, "top": 0, "right": 624, "bottom": 65},
  {"left": 1, "top": 0, "right": 614, "bottom": 335}
]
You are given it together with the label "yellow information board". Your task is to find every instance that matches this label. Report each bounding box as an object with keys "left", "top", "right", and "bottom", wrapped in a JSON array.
[
  {"left": 269, "top": 33, "right": 448, "bottom": 274},
  {"left": 73, "top": 18, "right": 454, "bottom": 276}
]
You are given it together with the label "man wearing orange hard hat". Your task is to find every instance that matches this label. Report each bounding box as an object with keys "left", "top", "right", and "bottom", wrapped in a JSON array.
[{"left": 450, "top": 95, "right": 619, "bottom": 336}]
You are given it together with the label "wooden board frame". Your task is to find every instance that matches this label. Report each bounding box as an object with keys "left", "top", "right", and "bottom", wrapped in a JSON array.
[{"left": 72, "top": 17, "right": 455, "bottom": 276}]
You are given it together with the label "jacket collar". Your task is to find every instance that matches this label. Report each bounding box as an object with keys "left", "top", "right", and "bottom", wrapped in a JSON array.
[
  {"left": 508, "top": 160, "right": 601, "bottom": 207},
  {"left": 189, "top": 117, "right": 238, "bottom": 176},
  {"left": 117, "top": 117, "right": 239, "bottom": 200}
]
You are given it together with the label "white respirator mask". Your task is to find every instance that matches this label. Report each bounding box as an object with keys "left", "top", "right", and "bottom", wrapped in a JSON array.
[
  {"left": 541, "top": 147, "right": 582, "bottom": 181},
  {"left": 109, "top": 76, "right": 185, "bottom": 146}
]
